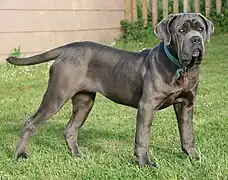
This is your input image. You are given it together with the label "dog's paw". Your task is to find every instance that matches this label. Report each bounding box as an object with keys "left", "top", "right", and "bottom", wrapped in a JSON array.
[
  {"left": 134, "top": 155, "right": 158, "bottom": 168},
  {"left": 15, "top": 152, "right": 29, "bottom": 161},
  {"left": 184, "top": 147, "right": 200, "bottom": 161},
  {"left": 72, "top": 152, "right": 83, "bottom": 158},
  {"left": 69, "top": 149, "right": 83, "bottom": 158},
  {"left": 143, "top": 160, "right": 158, "bottom": 168}
]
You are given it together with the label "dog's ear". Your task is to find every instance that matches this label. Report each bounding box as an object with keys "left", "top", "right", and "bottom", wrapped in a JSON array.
[
  {"left": 198, "top": 13, "right": 214, "bottom": 43},
  {"left": 154, "top": 14, "right": 178, "bottom": 45}
]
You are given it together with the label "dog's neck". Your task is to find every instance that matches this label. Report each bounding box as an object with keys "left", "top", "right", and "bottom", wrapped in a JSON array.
[
  {"left": 166, "top": 43, "right": 179, "bottom": 60},
  {"left": 163, "top": 42, "right": 200, "bottom": 70},
  {"left": 163, "top": 43, "right": 187, "bottom": 83}
]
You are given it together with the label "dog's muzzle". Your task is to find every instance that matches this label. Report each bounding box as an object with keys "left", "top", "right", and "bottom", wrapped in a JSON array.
[
  {"left": 191, "top": 35, "right": 203, "bottom": 58},
  {"left": 191, "top": 36, "right": 202, "bottom": 57},
  {"left": 181, "top": 34, "right": 204, "bottom": 66}
]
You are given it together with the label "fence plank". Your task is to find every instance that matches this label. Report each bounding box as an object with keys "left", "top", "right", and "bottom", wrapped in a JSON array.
[
  {"left": 205, "top": 0, "right": 211, "bottom": 17},
  {"left": 183, "top": 0, "right": 189, "bottom": 12},
  {"left": 173, "top": 0, "right": 179, "bottom": 14},
  {"left": 163, "top": 0, "right": 168, "bottom": 18},
  {"left": 151, "top": 0, "right": 158, "bottom": 27},
  {"left": 216, "top": 0, "right": 221, "bottom": 13},
  {"left": 142, "top": 0, "right": 148, "bottom": 26},
  {"left": 132, "top": 0, "right": 138, "bottom": 21},
  {"left": 194, "top": 0, "right": 200, "bottom": 13},
  {"left": 125, "top": 0, "right": 132, "bottom": 21}
]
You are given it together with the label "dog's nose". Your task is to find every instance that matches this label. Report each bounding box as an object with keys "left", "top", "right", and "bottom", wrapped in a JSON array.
[{"left": 191, "top": 36, "right": 202, "bottom": 44}]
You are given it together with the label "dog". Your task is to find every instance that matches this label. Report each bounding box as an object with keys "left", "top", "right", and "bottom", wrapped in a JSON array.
[{"left": 6, "top": 13, "right": 214, "bottom": 167}]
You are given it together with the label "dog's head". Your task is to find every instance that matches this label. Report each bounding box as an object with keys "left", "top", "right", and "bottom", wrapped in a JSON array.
[{"left": 154, "top": 13, "right": 214, "bottom": 66}]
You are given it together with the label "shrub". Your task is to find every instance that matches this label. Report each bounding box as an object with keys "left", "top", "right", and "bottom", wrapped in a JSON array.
[
  {"left": 120, "top": 20, "right": 155, "bottom": 42},
  {"left": 210, "top": 8, "right": 228, "bottom": 33},
  {"left": 120, "top": 1, "right": 228, "bottom": 42},
  {"left": 10, "top": 46, "right": 22, "bottom": 58}
]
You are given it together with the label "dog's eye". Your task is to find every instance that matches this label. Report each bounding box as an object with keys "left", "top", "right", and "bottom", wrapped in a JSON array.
[
  {"left": 178, "top": 28, "right": 185, "bottom": 33},
  {"left": 198, "top": 27, "right": 204, "bottom": 31}
]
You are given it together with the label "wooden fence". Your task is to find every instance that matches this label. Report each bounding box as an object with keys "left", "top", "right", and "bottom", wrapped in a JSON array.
[{"left": 125, "top": 0, "right": 223, "bottom": 27}]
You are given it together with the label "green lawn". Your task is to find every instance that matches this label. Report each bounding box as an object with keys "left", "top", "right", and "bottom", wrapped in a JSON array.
[{"left": 0, "top": 34, "right": 228, "bottom": 180}]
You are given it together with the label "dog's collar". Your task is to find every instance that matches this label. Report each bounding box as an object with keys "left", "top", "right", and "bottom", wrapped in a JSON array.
[{"left": 163, "top": 43, "right": 186, "bottom": 81}]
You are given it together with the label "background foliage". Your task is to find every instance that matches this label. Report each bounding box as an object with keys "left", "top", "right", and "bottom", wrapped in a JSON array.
[{"left": 120, "top": 0, "right": 228, "bottom": 42}]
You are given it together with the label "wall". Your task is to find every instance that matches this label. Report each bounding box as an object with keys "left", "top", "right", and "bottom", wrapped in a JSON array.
[{"left": 0, "top": 0, "right": 125, "bottom": 61}]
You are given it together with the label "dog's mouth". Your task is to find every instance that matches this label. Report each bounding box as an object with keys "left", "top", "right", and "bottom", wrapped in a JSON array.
[
  {"left": 190, "top": 49, "right": 203, "bottom": 66},
  {"left": 192, "top": 49, "right": 200, "bottom": 57},
  {"left": 181, "top": 48, "right": 202, "bottom": 67}
]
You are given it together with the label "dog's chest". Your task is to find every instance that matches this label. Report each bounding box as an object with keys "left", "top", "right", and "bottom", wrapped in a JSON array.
[
  {"left": 159, "top": 91, "right": 182, "bottom": 109},
  {"left": 159, "top": 86, "right": 193, "bottom": 110}
]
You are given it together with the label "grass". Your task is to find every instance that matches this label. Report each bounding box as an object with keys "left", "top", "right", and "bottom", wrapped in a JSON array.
[{"left": 0, "top": 34, "right": 228, "bottom": 180}]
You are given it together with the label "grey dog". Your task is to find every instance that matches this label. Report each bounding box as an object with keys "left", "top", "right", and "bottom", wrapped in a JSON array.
[{"left": 6, "top": 13, "right": 214, "bottom": 167}]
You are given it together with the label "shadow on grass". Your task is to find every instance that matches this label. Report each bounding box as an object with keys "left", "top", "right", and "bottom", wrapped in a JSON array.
[
  {"left": 1, "top": 120, "right": 189, "bottom": 162},
  {"left": 1, "top": 120, "right": 134, "bottom": 157},
  {"left": 152, "top": 146, "right": 188, "bottom": 160}
]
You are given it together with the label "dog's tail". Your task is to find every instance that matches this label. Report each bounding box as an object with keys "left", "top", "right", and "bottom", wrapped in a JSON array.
[{"left": 6, "top": 47, "right": 63, "bottom": 66}]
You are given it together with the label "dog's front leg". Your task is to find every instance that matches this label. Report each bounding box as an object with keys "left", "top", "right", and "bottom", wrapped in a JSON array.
[
  {"left": 173, "top": 101, "right": 199, "bottom": 160},
  {"left": 134, "top": 73, "right": 164, "bottom": 167},
  {"left": 134, "top": 100, "right": 158, "bottom": 167}
]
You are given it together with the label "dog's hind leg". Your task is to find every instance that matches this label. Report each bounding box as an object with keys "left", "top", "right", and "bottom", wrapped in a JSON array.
[
  {"left": 64, "top": 92, "right": 96, "bottom": 157},
  {"left": 14, "top": 64, "right": 78, "bottom": 160}
]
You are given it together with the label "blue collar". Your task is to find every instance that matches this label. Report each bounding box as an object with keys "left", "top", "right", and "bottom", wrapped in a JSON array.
[{"left": 163, "top": 43, "right": 186, "bottom": 80}]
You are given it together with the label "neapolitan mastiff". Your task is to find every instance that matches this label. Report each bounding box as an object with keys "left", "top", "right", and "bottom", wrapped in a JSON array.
[{"left": 6, "top": 13, "right": 214, "bottom": 167}]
